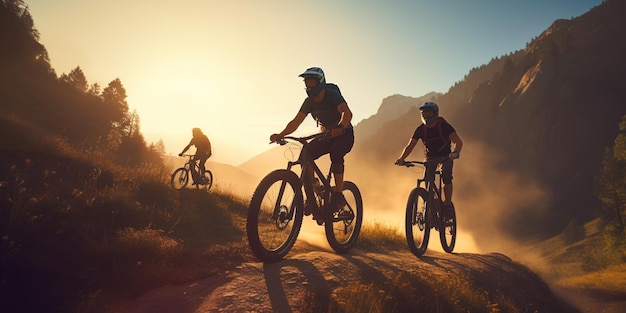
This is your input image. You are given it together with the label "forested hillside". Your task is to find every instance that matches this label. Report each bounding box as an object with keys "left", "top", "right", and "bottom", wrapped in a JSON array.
[
  {"left": 352, "top": 0, "right": 626, "bottom": 244},
  {"left": 0, "top": 0, "right": 163, "bottom": 165}
]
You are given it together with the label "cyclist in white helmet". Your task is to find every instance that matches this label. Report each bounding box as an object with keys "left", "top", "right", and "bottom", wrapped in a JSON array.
[
  {"left": 395, "top": 102, "right": 463, "bottom": 212},
  {"left": 270, "top": 67, "right": 354, "bottom": 212}
]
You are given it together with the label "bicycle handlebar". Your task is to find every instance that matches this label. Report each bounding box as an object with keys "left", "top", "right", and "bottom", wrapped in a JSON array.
[
  {"left": 396, "top": 156, "right": 450, "bottom": 167},
  {"left": 272, "top": 132, "right": 328, "bottom": 146}
]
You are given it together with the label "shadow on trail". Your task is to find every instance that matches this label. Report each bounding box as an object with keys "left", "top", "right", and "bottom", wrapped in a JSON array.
[{"left": 262, "top": 258, "right": 331, "bottom": 313}]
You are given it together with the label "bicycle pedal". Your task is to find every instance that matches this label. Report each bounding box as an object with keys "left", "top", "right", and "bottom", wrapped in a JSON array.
[
  {"left": 312, "top": 215, "right": 324, "bottom": 225},
  {"left": 336, "top": 210, "right": 353, "bottom": 220}
]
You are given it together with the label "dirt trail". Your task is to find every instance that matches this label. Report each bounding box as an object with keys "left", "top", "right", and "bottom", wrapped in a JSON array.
[{"left": 109, "top": 249, "right": 583, "bottom": 313}]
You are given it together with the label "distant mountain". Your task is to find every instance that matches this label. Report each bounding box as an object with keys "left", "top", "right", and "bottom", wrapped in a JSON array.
[
  {"left": 237, "top": 144, "right": 299, "bottom": 179},
  {"left": 237, "top": 1, "right": 626, "bottom": 249},
  {"left": 353, "top": 0, "right": 626, "bottom": 244},
  {"left": 354, "top": 92, "right": 441, "bottom": 141},
  {"left": 164, "top": 155, "right": 260, "bottom": 197}
]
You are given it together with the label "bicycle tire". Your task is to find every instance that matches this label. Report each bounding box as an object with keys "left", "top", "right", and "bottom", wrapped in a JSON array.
[
  {"left": 246, "top": 169, "right": 304, "bottom": 262},
  {"left": 171, "top": 168, "right": 189, "bottom": 190},
  {"left": 325, "top": 181, "right": 363, "bottom": 254},
  {"left": 439, "top": 203, "right": 457, "bottom": 253},
  {"left": 196, "top": 170, "right": 213, "bottom": 191},
  {"left": 405, "top": 188, "right": 430, "bottom": 256}
]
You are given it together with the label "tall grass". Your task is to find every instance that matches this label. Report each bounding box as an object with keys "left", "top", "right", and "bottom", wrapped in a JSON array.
[
  {"left": 0, "top": 151, "right": 251, "bottom": 312},
  {"left": 357, "top": 220, "right": 405, "bottom": 251},
  {"left": 308, "top": 269, "right": 510, "bottom": 313}
]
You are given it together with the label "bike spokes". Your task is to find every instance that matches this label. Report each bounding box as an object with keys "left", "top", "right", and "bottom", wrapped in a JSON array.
[
  {"left": 325, "top": 181, "right": 362, "bottom": 254},
  {"left": 440, "top": 204, "right": 457, "bottom": 253},
  {"left": 171, "top": 168, "right": 189, "bottom": 190},
  {"left": 405, "top": 188, "right": 430, "bottom": 256},
  {"left": 247, "top": 170, "right": 303, "bottom": 262},
  {"left": 259, "top": 181, "right": 296, "bottom": 246}
]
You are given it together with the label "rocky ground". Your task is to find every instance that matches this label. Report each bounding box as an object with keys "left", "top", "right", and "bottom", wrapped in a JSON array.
[{"left": 108, "top": 249, "right": 583, "bottom": 313}]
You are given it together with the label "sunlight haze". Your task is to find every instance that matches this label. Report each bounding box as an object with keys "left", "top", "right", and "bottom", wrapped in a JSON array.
[{"left": 26, "top": 0, "right": 600, "bottom": 165}]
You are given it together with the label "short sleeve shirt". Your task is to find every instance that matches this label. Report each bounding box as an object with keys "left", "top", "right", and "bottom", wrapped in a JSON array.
[
  {"left": 412, "top": 117, "right": 456, "bottom": 158},
  {"left": 191, "top": 134, "right": 211, "bottom": 155},
  {"left": 299, "top": 87, "right": 346, "bottom": 129}
]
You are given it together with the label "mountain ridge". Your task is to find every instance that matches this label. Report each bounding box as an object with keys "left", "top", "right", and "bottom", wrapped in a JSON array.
[{"left": 346, "top": 0, "right": 626, "bottom": 245}]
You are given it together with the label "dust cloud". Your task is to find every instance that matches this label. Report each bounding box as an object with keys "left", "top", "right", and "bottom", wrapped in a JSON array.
[
  {"left": 345, "top": 139, "right": 550, "bottom": 254},
  {"left": 205, "top": 137, "right": 550, "bottom": 256}
]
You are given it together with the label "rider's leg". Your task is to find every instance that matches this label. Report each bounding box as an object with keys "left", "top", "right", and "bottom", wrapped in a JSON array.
[
  {"left": 443, "top": 183, "right": 453, "bottom": 204},
  {"left": 199, "top": 155, "right": 208, "bottom": 175},
  {"left": 329, "top": 130, "right": 354, "bottom": 208},
  {"left": 333, "top": 173, "right": 344, "bottom": 192},
  {"left": 441, "top": 159, "right": 454, "bottom": 205},
  {"left": 190, "top": 155, "right": 201, "bottom": 182}
]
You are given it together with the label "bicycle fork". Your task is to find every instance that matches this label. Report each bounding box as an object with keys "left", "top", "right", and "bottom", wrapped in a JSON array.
[
  {"left": 417, "top": 179, "right": 440, "bottom": 230},
  {"left": 271, "top": 162, "right": 301, "bottom": 222}
]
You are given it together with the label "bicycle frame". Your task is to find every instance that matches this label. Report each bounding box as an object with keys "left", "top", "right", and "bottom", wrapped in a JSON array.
[
  {"left": 417, "top": 165, "right": 444, "bottom": 215},
  {"left": 180, "top": 155, "right": 200, "bottom": 179},
  {"left": 274, "top": 133, "right": 333, "bottom": 222},
  {"left": 400, "top": 156, "right": 457, "bottom": 255},
  {"left": 246, "top": 132, "right": 363, "bottom": 261}
]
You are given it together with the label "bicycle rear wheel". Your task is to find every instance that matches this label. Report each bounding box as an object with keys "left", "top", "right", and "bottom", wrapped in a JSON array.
[
  {"left": 405, "top": 188, "right": 430, "bottom": 256},
  {"left": 439, "top": 203, "right": 457, "bottom": 253},
  {"left": 171, "top": 168, "right": 189, "bottom": 190},
  {"left": 246, "top": 169, "right": 304, "bottom": 262},
  {"left": 196, "top": 170, "right": 213, "bottom": 191},
  {"left": 325, "top": 181, "right": 363, "bottom": 253}
]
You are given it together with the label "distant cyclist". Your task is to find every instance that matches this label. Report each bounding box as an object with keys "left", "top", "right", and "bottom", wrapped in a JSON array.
[
  {"left": 270, "top": 67, "right": 354, "bottom": 211},
  {"left": 179, "top": 128, "right": 212, "bottom": 180},
  {"left": 395, "top": 102, "right": 463, "bottom": 212}
]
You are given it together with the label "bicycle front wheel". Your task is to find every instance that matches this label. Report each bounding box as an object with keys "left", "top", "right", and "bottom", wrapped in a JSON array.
[
  {"left": 405, "top": 188, "right": 430, "bottom": 257},
  {"left": 325, "top": 181, "right": 363, "bottom": 253},
  {"left": 246, "top": 169, "right": 304, "bottom": 262},
  {"left": 171, "top": 168, "right": 189, "bottom": 190},
  {"left": 439, "top": 203, "right": 457, "bottom": 253}
]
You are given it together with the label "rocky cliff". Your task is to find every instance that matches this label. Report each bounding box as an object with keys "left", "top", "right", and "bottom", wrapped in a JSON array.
[{"left": 353, "top": 0, "right": 626, "bottom": 241}]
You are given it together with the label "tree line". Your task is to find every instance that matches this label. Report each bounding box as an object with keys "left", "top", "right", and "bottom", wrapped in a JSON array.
[
  {"left": 1, "top": 0, "right": 163, "bottom": 166},
  {"left": 590, "top": 115, "right": 626, "bottom": 268}
]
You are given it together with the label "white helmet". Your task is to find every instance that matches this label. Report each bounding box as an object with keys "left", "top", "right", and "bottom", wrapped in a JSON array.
[
  {"left": 299, "top": 67, "right": 326, "bottom": 97},
  {"left": 419, "top": 102, "right": 439, "bottom": 125}
]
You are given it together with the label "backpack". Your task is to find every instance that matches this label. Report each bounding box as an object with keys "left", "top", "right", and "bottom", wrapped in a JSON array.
[
  {"left": 423, "top": 117, "right": 450, "bottom": 152},
  {"left": 325, "top": 83, "right": 341, "bottom": 94},
  {"left": 312, "top": 83, "right": 343, "bottom": 128}
]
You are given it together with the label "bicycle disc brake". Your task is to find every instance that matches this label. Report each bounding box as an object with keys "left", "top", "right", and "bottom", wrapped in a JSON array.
[{"left": 275, "top": 205, "right": 292, "bottom": 230}]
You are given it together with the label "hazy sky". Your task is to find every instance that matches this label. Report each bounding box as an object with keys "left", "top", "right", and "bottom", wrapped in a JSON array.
[{"left": 26, "top": 0, "right": 600, "bottom": 165}]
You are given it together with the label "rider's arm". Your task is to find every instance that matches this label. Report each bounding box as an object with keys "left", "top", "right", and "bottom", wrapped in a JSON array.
[
  {"left": 180, "top": 139, "right": 193, "bottom": 154},
  {"left": 449, "top": 132, "right": 463, "bottom": 153},
  {"left": 270, "top": 111, "right": 307, "bottom": 142},
  {"left": 395, "top": 138, "right": 419, "bottom": 164},
  {"left": 336, "top": 102, "right": 352, "bottom": 128}
]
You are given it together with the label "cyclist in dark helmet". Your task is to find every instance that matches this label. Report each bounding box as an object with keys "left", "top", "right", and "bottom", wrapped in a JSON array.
[
  {"left": 270, "top": 67, "right": 354, "bottom": 212},
  {"left": 179, "top": 127, "right": 212, "bottom": 181},
  {"left": 395, "top": 101, "right": 463, "bottom": 212}
]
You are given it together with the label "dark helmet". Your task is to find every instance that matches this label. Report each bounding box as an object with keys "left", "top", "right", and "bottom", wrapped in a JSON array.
[
  {"left": 299, "top": 67, "right": 326, "bottom": 97},
  {"left": 192, "top": 127, "right": 204, "bottom": 137},
  {"left": 419, "top": 102, "right": 439, "bottom": 125}
]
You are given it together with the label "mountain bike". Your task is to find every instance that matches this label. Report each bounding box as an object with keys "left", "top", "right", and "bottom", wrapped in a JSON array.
[
  {"left": 171, "top": 154, "right": 213, "bottom": 191},
  {"left": 397, "top": 157, "right": 457, "bottom": 256},
  {"left": 246, "top": 133, "right": 363, "bottom": 262}
]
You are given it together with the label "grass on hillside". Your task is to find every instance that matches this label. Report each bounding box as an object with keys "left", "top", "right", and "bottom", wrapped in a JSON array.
[
  {"left": 509, "top": 217, "right": 626, "bottom": 304},
  {"left": 0, "top": 149, "right": 255, "bottom": 312},
  {"left": 2, "top": 142, "right": 621, "bottom": 312},
  {"left": 555, "top": 263, "right": 626, "bottom": 294}
]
